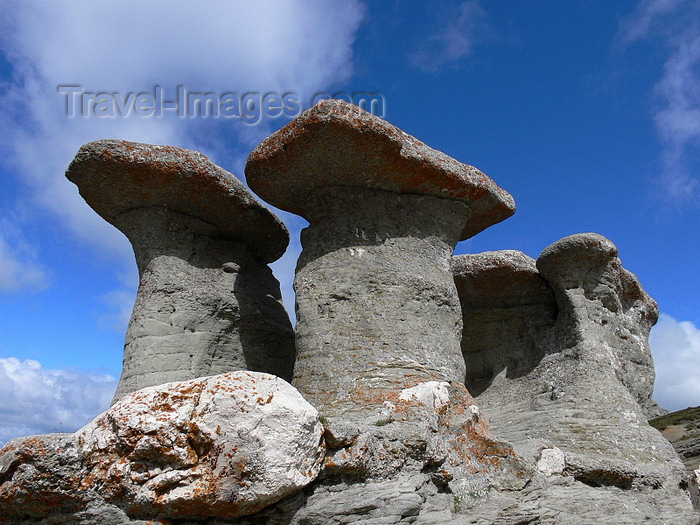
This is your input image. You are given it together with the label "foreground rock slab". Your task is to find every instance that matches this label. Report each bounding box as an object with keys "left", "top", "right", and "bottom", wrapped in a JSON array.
[
  {"left": 66, "top": 140, "right": 295, "bottom": 402},
  {"left": 0, "top": 372, "right": 325, "bottom": 523}
]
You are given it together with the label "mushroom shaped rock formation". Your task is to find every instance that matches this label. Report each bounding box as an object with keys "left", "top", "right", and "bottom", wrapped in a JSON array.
[
  {"left": 245, "top": 100, "right": 515, "bottom": 418},
  {"left": 452, "top": 236, "right": 696, "bottom": 523},
  {"left": 66, "top": 140, "right": 295, "bottom": 402},
  {"left": 536, "top": 233, "right": 662, "bottom": 417},
  {"left": 246, "top": 101, "right": 522, "bottom": 486}
]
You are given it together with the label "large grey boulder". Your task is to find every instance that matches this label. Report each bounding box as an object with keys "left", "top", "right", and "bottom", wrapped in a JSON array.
[
  {"left": 452, "top": 234, "right": 696, "bottom": 523},
  {"left": 0, "top": 371, "right": 325, "bottom": 523},
  {"left": 245, "top": 100, "right": 521, "bottom": 489},
  {"left": 66, "top": 140, "right": 295, "bottom": 402}
]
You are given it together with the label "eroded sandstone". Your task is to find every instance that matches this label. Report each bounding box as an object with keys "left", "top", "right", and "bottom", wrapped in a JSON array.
[
  {"left": 452, "top": 234, "right": 695, "bottom": 524},
  {"left": 246, "top": 100, "right": 522, "bottom": 489}
]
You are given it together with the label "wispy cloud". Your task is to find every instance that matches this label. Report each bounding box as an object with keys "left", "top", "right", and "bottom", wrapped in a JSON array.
[
  {"left": 411, "top": 0, "right": 490, "bottom": 72},
  {"left": 618, "top": 0, "right": 689, "bottom": 45},
  {"left": 650, "top": 313, "right": 700, "bottom": 411},
  {"left": 0, "top": 357, "right": 117, "bottom": 446},
  {"left": 619, "top": 0, "right": 700, "bottom": 203}
]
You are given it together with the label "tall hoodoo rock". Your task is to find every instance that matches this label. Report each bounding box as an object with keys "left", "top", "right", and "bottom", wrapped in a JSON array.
[
  {"left": 453, "top": 235, "right": 695, "bottom": 524},
  {"left": 536, "top": 232, "right": 663, "bottom": 417},
  {"left": 66, "top": 140, "right": 295, "bottom": 402},
  {"left": 246, "top": 100, "right": 521, "bottom": 487}
]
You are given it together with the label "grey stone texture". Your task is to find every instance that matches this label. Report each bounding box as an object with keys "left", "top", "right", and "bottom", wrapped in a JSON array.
[
  {"left": 4, "top": 105, "right": 698, "bottom": 524},
  {"left": 245, "top": 100, "right": 521, "bottom": 487},
  {"left": 452, "top": 233, "right": 695, "bottom": 523},
  {"left": 66, "top": 140, "right": 295, "bottom": 402},
  {"left": 452, "top": 250, "right": 557, "bottom": 397},
  {"left": 536, "top": 232, "right": 664, "bottom": 417}
]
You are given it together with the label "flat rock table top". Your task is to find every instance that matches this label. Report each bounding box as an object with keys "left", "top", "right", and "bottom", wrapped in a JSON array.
[
  {"left": 246, "top": 99, "right": 515, "bottom": 240},
  {"left": 66, "top": 139, "right": 288, "bottom": 263}
]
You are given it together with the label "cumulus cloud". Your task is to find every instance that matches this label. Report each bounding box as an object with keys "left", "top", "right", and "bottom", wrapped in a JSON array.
[
  {"left": 0, "top": 0, "right": 364, "bottom": 331},
  {"left": 619, "top": 0, "right": 700, "bottom": 203},
  {"left": 0, "top": 357, "right": 117, "bottom": 446},
  {"left": 0, "top": 1, "right": 366, "bottom": 443},
  {"left": 650, "top": 313, "right": 700, "bottom": 412},
  {"left": 411, "top": 0, "right": 490, "bottom": 72}
]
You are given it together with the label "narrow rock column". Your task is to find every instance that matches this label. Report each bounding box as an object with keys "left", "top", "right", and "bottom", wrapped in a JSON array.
[
  {"left": 536, "top": 232, "right": 663, "bottom": 417},
  {"left": 66, "top": 140, "right": 295, "bottom": 402},
  {"left": 246, "top": 102, "right": 524, "bottom": 490}
]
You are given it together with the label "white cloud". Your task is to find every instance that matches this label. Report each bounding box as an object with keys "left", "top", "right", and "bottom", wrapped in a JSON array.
[
  {"left": 411, "top": 0, "right": 490, "bottom": 72},
  {"left": 0, "top": 357, "right": 117, "bottom": 446},
  {"left": 0, "top": 0, "right": 365, "bottom": 257},
  {"left": 619, "top": 0, "right": 700, "bottom": 203},
  {"left": 650, "top": 313, "right": 700, "bottom": 412},
  {"left": 618, "top": 0, "right": 689, "bottom": 45},
  {"left": 0, "top": 230, "right": 47, "bottom": 293}
]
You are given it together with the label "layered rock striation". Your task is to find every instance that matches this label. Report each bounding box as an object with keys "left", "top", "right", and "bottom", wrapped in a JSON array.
[
  {"left": 66, "top": 140, "right": 295, "bottom": 402},
  {"left": 452, "top": 233, "right": 695, "bottom": 523}
]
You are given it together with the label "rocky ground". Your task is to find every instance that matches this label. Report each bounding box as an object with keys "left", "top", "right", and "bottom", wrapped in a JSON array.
[{"left": 650, "top": 406, "right": 700, "bottom": 474}]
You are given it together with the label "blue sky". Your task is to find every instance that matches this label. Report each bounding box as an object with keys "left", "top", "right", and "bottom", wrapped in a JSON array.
[{"left": 0, "top": 0, "right": 699, "bottom": 444}]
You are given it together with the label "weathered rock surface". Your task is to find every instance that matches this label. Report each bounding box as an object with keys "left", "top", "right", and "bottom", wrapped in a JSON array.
[
  {"left": 691, "top": 468, "right": 700, "bottom": 511},
  {"left": 0, "top": 372, "right": 325, "bottom": 523},
  {"left": 245, "top": 99, "right": 515, "bottom": 240},
  {"left": 537, "top": 232, "right": 663, "bottom": 418},
  {"left": 452, "top": 234, "right": 696, "bottom": 524},
  {"left": 452, "top": 250, "right": 557, "bottom": 397},
  {"left": 66, "top": 140, "right": 295, "bottom": 402},
  {"left": 6, "top": 109, "right": 697, "bottom": 523},
  {"left": 245, "top": 100, "right": 520, "bottom": 489}
]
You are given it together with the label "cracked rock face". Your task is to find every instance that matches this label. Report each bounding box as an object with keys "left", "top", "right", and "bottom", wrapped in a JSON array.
[
  {"left": 66, "top": 140, "right": 295, "bottom": 402},
  {"left": 0, "top": 372, "right": 325, "bottom": 522}
]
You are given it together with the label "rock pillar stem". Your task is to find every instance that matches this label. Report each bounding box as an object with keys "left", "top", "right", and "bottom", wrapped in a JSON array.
[
  {"left": 65, "top": 140, "right": 294, "bottom": 404},
  {"left": 113, "top": 207, "right": 293, "bottom": 402},
  {"left": 292, "top": 186, "right": 468, "bottom": 419}
]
